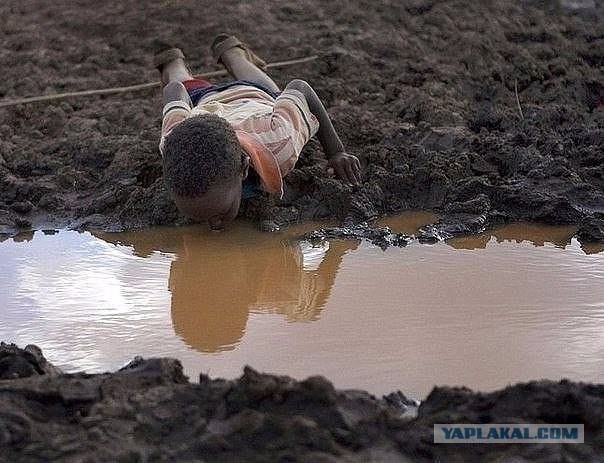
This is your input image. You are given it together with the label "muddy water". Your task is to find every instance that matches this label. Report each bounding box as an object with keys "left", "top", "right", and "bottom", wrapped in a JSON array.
[{"left": 1, "top": 213, "right": 602, "bottom": 398}]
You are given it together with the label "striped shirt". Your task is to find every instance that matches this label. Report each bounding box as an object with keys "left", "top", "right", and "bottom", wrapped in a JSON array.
[{"left": 159, "top": 85, "right": 319, "bottom": 196}]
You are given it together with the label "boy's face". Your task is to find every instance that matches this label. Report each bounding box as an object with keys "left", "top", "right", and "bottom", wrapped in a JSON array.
[{"left": 173, "top": 158, "right": 250, "bottom": 230}]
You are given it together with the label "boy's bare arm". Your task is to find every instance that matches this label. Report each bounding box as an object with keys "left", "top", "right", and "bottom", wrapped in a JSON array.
[{"left": 285, "top": 79, "right": 361, "bottom": 185}]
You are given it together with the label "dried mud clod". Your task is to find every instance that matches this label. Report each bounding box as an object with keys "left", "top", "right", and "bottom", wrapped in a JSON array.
[
  {"left": 0, "top": 343, "right": 602, "bottom": 462},
  {"left": 0, "top": 342, "right": 61, "bottom": 379},
  {"left": 302, "top": 221, "right": 410, "bottom": 249}
]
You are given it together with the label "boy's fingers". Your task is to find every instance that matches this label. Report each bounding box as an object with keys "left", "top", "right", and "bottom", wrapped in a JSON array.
[
  {"left": 326, "top": 167, "right": 335, "bottom": 176},
  {"left": 345, "top": 164, "right": 357, "bottom": 185},
  {"left": 347, "top": 160, "right": 360, "bottom": 184},
  {"left": 336, "top": 165, "right": 348, "bottom": 183},
  {"left": 352, "top": 161, "right": 361, "bottom": 184},
  {"left": 354, "top": 158, "right": 362, "bottom": 177}
]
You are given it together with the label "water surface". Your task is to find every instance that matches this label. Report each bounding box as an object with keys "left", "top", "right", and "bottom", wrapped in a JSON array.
[{"left": 1, "top": 214, "right": 602, "bottom": 398}]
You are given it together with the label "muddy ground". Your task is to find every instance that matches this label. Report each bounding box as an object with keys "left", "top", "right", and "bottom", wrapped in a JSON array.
[
  {"left": 0, "top": 0, "right": 602, "bottom": 241},
  {"left": 1, "top": 343, "right": 602, "bottom": 462}
]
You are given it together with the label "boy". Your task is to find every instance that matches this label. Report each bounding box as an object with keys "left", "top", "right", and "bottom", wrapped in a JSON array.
[{"left": 156, "top": 34, "right": 361, "bottom": 230}]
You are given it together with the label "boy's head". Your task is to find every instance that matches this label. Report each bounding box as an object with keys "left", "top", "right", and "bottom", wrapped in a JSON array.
[{"left": 162, "top": 114, "right": 250, "bottom": 230}]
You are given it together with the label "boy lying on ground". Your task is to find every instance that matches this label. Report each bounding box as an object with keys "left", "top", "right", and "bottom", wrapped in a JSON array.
[{"left": 156, "top": 34, "right": 361, "bottom": 230}]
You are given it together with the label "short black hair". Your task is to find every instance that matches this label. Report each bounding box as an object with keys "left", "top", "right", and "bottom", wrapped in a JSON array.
[{"left": 162, "top": 114, "right": 245, "bottom": 197}]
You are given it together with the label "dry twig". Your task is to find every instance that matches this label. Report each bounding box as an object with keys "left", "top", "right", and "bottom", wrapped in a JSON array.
[{"left": 0, "top": 55, "right": 318, "bottom": 108}]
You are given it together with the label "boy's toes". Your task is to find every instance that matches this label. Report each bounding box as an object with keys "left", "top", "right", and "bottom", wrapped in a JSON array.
[
  {"left": 211, "top": 34, "right": 267, "bottom": 70},
  {"left": 153, "top": 47, "right": 185, "bottom": 72}
]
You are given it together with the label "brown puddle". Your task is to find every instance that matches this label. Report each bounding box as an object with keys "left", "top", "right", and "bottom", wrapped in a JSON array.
[
  {"left": 0, "top": 215, "right": 602, "bottom": 398},
  {"left": 375, "top": 210, "right": 440, "bottom": 235}
]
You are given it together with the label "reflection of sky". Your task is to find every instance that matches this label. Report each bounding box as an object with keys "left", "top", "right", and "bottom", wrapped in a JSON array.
[
  {"left": 0, "top": 229, "right": 603, "bottom": 398},
  {"left": 0, "top": 231, "right": 177, "bottom": 371}
]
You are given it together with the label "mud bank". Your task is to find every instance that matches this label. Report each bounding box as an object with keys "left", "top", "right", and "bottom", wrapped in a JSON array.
[
  {"left": 0, "top": 0, "right": 602, "bottom": 241},
  {"left": 0, "top": 343, "right": 601, "bottom": 462}
]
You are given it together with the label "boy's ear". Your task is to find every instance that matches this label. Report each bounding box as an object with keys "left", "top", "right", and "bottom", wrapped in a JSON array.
[{"left": 241, "top": 155, "right": 250, "bottom": 180}]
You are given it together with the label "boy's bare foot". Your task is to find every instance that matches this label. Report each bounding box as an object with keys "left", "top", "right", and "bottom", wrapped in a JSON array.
[
  {"left": 211, "top": 34, "right": 267, "bottom": 70},
  {"left": 210, "top": 34, "right": 279, "bottom": 93},
  {"left": 153, "top": 46, "right": 191, "bottom": 85}
]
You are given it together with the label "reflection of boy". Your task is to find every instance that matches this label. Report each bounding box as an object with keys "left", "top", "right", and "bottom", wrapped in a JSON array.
[
  {"left": 157, "top": 35, "right": 361, "bottom": 230},
  {"left": 93, "top": 228, "right": 357, "bottom": 352},
  {"left": 168, "top": 235, "right": 356, "bottom": 353}
]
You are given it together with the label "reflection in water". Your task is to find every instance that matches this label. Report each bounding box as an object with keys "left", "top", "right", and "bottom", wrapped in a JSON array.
[
  {"left": 96, "top": 223, "right": 357, "bottom": 353},
  {"left": 1, "top": 217, "right": 602, "bottom": 397},
  {"left": 376, "top": 210, "right": 440, "bottom": 235},
  {"left": 448, "top": 223, "right": 579, "bottom": 250}
]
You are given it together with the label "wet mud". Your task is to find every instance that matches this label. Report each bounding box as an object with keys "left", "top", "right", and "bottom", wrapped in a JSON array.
[
  {"left": 1, "top": 343, "right": 602, "bottom": 462},
  {"left": 0, "top": 0, "right": 602, "bottom": 241}
]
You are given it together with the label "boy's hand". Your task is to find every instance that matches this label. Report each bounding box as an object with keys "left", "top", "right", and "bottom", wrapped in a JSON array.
[{"left": 327, "top": 152, "right": 362, "bottom": 185}]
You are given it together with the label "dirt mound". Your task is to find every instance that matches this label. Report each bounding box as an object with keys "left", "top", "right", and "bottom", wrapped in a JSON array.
[
  {"left": 0, "top": 0, "right": 602, "bottom": 241},
  {"left": 1, "top": 343, "right": 602, "bottom": 462}
]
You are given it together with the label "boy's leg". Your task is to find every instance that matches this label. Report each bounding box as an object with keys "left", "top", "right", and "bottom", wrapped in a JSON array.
[{"left": 220, "top": 47, "right": 280, "bottom": 93}]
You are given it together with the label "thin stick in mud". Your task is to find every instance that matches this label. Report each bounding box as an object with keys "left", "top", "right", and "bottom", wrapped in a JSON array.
[{"left": 0, "top": 55, "right": 318, "bottom": 108}]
